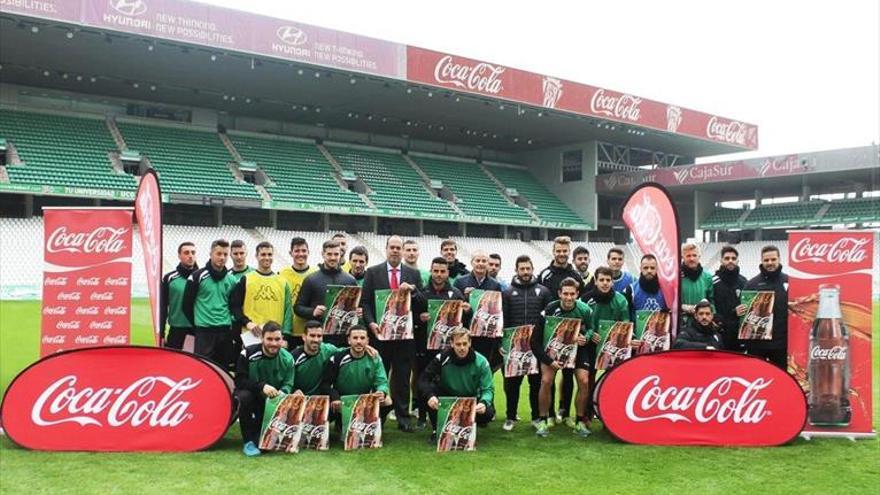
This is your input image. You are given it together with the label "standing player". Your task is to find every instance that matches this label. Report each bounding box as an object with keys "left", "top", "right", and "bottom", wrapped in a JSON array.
[
  {"left": 234, "top": 321, "right": 295, "bottom": 457},
  {"left": 454, "top": 250, "right": 503, "bottom": 370},
  {"left": 440, "top": 239, "right": 470, "bottom": 283},
  {"left": 403, "top": 239, "right": 431, "bottom": 286},
  {"left": 182, "top": 239, "right": 237, "bottom": 364},
  {"left": 537, "top": 235, "right": 583, "bottom": 424},
  {"left": 230, "top": 239, "right": 254, "bottom": 281},
  {"left": 348, "top": 246, "right": 369, "bottom": 287},
  {"left": 229, "top": 241, "right": 292, "bottom": 351},
  {"left": 361, "top": 235, "right": 423, "bottom": 432},
  {"left": 630, "top": 254, "right": 668, "bottom": 313},
  {"left": 501, "top": 255, "right": 552, "bottom": 431},
  {"left": 411, "top": 256, "right": 468, "bottom": 429},
  {"left": 279, "top": 237, "right": 318, "bottom": 349},
  {"left": 531, "top": 278, "right": 593, "bottom": 438},
  {"left": 606, "top": 247, "right": 635, "bottom": 294},
  {"left": 572, "top": 246, "right": 595, "bottom": 295},
  {"left": 294, "top": 240, "right": 357, "bottom": 347},
  {"left": 332, "top": 233, "right": 353, "bottom": 274},
  {"left": 160, "top": 241, "right": 198, "bottom": 349},
  {"left": 487, "top": 253, "right": 509, "bottom": 291},
  {"left": 744, "top": 245, "right": 789, "bottom": 369},
  {"left": 419, "top": 327, "right": 495, "bottom": 442},
  {"left": 680, "top": 243, "right": 715, "bottom": 326},
  {"left": 712, "top": 245, "right": 748, "bottom": 351}
]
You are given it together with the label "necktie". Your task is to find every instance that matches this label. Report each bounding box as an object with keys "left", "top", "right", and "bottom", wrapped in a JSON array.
[{"left": 390, "top": 267, "right": 400, "bottom": 290}]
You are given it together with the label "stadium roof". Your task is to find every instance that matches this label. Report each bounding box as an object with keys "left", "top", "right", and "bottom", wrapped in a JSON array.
[{"left": 1, "top": 0, "right": 757, "bottom": 157}]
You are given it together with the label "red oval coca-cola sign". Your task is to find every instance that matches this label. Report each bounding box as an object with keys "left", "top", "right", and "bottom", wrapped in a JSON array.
[
  {"left": 0, "top": 346, "right": 232, "bottom": 452},
  {"left": 596, "top": 350, "right": 806, "bottom": 446}
]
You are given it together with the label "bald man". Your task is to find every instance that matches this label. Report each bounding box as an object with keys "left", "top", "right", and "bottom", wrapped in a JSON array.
[{"left": 361, "top": 235, "right": 425, "bottom": 432}]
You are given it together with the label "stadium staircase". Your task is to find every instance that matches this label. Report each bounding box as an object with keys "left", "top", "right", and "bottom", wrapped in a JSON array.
[
  {"left": 486, "top": 164, "right": 587, "bottom": 227},
  {"left": 116, "top": 119, "right": 259, "bottom": 200}
]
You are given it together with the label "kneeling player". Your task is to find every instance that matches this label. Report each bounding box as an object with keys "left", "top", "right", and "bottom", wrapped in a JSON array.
[
  {"left": 419, "top": 327, "right": 495, "bottom": 443},
  {"left": 532, "top": 278, "right": 593, "bottom": 438},
  {"left": 234, "top": 321, "right": 295, "bottom": 456}
]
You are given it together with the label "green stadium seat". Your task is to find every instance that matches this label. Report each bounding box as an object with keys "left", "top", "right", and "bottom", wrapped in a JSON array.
[{"left": 486, "top": 164, "right": 587, "bottom": 227}]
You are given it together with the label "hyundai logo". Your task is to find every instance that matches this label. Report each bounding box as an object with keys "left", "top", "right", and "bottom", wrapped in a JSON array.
[
  {"left": 110, "top": 0, "right": 148, "bottom": 16},
  {"left": 276, "top": 25, "right": 308, "bottom": 46}
]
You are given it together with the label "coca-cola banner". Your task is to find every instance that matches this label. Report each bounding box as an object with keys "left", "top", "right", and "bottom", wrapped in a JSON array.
[
  {"left": 788, "top": 230, "right": 875, "bottom": 438},
  {"left": 135, "top": 169, "right": 163, "bottom": 346},
  {"left": 622, "top": 184, "right": 680, "bottom": 333},
  {"left": 0, "top": 346, "right": 233, "bottom": 451},
  {"left": 596, "top": 351, "right": 807, "bottom": 446},
  {"left": 41, "top": 207, "right": 133, "bottom": 356},
  {"left": 407, "top": 47, "right": 757, "bottom": 150}
]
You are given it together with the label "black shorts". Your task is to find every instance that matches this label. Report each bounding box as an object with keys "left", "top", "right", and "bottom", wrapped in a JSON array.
[{"left": 574, "top": 344, "right": 595, "bottom": 372}]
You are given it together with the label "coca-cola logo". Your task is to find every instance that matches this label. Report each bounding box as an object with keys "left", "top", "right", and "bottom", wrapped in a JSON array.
[
  {"left": 433, "top": 55, "right": 505, "bottom": 94},
  {"left": 91, "top": 292, "right": 114, "bottom": 301},
  {"left": 625, "top": 192, "right": 676, "bottom": 283},
  {"left": 666, "top": 105, "right": 682, "bottom": 133},
  {"left": 809, "top": 345, "right": 847, "bottom": 361},
  {"left": 46, "top": 227, "right": 129, "bottom": 255},
  {"left": 77, "top": 277, "right": 100, "bottom": 286},
  {"left": 596, "top": 350, "right": 807, "bottom": 446},
  {"left": 76, "top": 306, "right": 99, "bottom": 316},
  {"left": 590, "top": 89, "right": 642, "bottom": 122},
  {"left": 542, "top": 76, "right": 563, "bottom": 109},
  {"left": 110, "top": 0, "right": 147, "bottom": 17},
  {"left": 57, "top": 291, "right": 81, "bottom": 301},
  {"left": 104, "top": 335, "right": 128, "bottom": 344},
  {"left": 42, "top": 306, "right": 66, "bottom": 316},
  {"left": 135, "top": 172, "right": 162, "bottom": 346},
  {"left": 790, "top": 237, "right": 869, "bottom": 265},
  {"left": 706, "top": 116, "right": 750, "bottom": 146},
  {"left": 105, "top": 277, "right": 129, "bottom": 286},
  {"left": 44, "top": 276, "right": 67, "bottom": 286},
  {"left": 0, "top": 347, "right": 233, "bottom": 451}
]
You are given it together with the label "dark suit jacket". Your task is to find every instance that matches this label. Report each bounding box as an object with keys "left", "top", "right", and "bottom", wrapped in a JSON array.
[{"left": 361, "top": 262, "right": 425, "bottom": 326}]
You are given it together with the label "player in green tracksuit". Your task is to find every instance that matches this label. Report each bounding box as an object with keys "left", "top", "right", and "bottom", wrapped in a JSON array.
[
  {"left": 234, "top": 321, "right": 295, "bottom": 456},
  {"left": 419, "top": 327, "right": 495, "bottom": 441},
  {"left": 161, "top": 241, "right": 198, "bottom": 349},
  {"left": 290, "top": 320, "right": 380, "bottom": 395},
  {"left": 680, "top": 243, "right": 715, "bottom": 326},
  {"left": 321, "top": 326, "right": 392, "bottom": 426},
  {"left": 182, "top": 239, "right": 238, "bottom": 365}
]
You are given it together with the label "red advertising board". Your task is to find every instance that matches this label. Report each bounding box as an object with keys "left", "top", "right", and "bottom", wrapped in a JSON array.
[
  {"left": 596, "top": 351, "right": 807, "bottom": 446},
  {"left": 788, "top": 230, "right": 875, "bottom": 438},
  {"left": 407, "top": 47, "right": 758, "bottom": 150},
  {"left": 622, "top": 184, "right": 680, "bottom": 333},
  {"left": 135, "top": 170, "right": 163, "bottom": 346},
  {"left": 41, "top": 208, "right": 133, "bottom": 356},
  {"left": 0, "top": 346, "right": 233, "bottom": 451}
]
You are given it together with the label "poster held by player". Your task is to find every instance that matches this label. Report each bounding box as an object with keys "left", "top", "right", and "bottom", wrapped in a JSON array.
[
  {"left": 259, "top": 393, "right": 305, "bottom": 453},
  {"left": 469, "top": 290, "right": 503, "bottom": 337},
  {"left": 543, "top": 316, "right": 580, "bottom": 369},
  {"left": 324, "top": 285, "right": 361, "bottom": 335},
  {"left": 501, "top": 325, "right": 538, "bottom": 377},
  {"left": 341, "top": 393, "right": 383, "bottom": 450},
  {"left": 436, "top": 397, "right": 477, "bottom": 452},
  {"left": 299, "top": 395, "right": 330, "bottom": 450},
  {"left": 596, "top": 320, "right": 634, "bottom": 371},
  {"left": 375, "top": 289, "right": 413, "bottom": 341},
  {"left": 634, "top": 310, "right": 670, "bottom": 354},
  {"left": 738, "top": 291, "right": 775, "bottom": 340},
  {"left": 427, "top": 299, "right": 463, "bottom": 351}
]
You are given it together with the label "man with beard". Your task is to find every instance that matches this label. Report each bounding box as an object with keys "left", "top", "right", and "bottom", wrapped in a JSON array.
[
  {"left": 411, "top": 257, "right": 468, "bottom": 429},
  {"left": 572, "top": 246, "right": 595, "bottom": 296},
  {"left": 455, "top": 250, "right": 503, "bottom": 371},
  {"left": 161, "top": 241, "right": 198, "bottom": 349},
  {"left": 349, "top": 246, "right": 369, "bottom": 287},
  {"left": 419, "top": 327, "right": 495, "bottom": 443},
  {"left": 680, "top": 243, "right": 715, "bottom": 326},
  {"left": 537, "top": 236, "right": 583, "bottom": 425},
  {"left": 403, "top": 239, "right": 431, "bottom": 286},
  {"left": 182, "top": 239, "right": 238, "bottom": 364},
  {"left": 487, "top": 253, "right": 509, "bottom": 291},
  {"left": 229, "top": 242, "right": 293, "bottom": 352},
  {"left": 501, "top": 255, "right": 552, "bottom": 431},
  {"left": 712, "top": 245, "right": 748, "bottom": 351},
  {"left": 630, "top": 254, "right": 668, "bottom": 314},
  {"left": 294, "top": 240, "right": 358, "bottom": 347},
  {"left": 279, "top": 237, "right": 317, "bottom": 349},
  {"left": 362, "top": 235, "right": 423, "bottom": 432},
  {"left": 532, "top": 278, "right": 593, "bottom": 439},
  {"left": 744, "top": 245, "right": 789, "bottom": 369},
  {"left": 234, "top": 321, "right": 295, "bottom": 457},
  {"left": 673, "top": 301, "right": 723, "bottom": 350},
  {"left": 322, "top": 325, "right": 392, "bottom": 426},
  {"left": 440, "top": 239, "right": 470, "bottom": 283},
  {"left": 230, "top": 239, "right": 254, "bottom": 281}
]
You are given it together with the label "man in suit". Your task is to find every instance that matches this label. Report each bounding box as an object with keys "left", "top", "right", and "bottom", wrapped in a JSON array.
[{"left": 361, "top": 235, "right": 424, "bottom": 432}]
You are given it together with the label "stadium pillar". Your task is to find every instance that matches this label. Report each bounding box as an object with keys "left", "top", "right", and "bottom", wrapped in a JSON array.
[
  {"left": 460, "top": 222, "right": 468, "bottom": 237},
  {"left": 92, "top": 199, "right": 101, "bottom": 207},
  {"left": 501, "top": 224, "right": 508, "bottom": 239},
  {"left": 417, "top": 219, "right": 424, "bottom": 236},
  {"left": 213, "top": 206, "right": 223, "bottom": 227},
  {"left": 24, "top": 194, "right": 33, "bottom": 217},
  {"left": 322, "top": 213, "right": 329, "bottom": 232},
  {"left": 801, "top": 184, "right": 811, "bottom": 201},
  {"left": 539, "top": 227, "right": 548, "bottom": 240},
  {"left": 371, "top": 216, "right": 378, "bottom": 233},
  {"left": 269, "top": 209, "right": 278, "bottom": 229}
]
